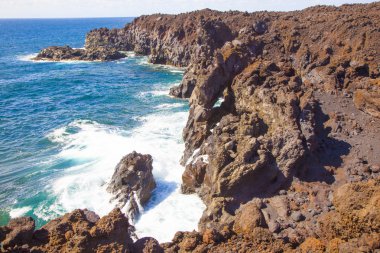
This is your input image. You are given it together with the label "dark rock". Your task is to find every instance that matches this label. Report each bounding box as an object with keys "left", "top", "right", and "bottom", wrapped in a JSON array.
[
  {"left": 107, "top": 151, "right": 156, "bottom": 221},
  {"left": 253, "top": 20, "right": 268, "bottom": 34},
  {"left": 33, "top": 45, "right": 126, "bottom": 62},
  {"left": 0, "top": 226, "right": 9, "bottom": 242}
]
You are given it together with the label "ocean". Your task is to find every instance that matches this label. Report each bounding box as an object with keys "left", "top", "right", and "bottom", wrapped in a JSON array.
[{"left": 0, "top": 18, "right": 204, "bottom": 242}]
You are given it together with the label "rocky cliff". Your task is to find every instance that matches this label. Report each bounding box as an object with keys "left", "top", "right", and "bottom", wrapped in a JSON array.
[{"left": 5, "top": 2, "right": 380, "bottom": 252}]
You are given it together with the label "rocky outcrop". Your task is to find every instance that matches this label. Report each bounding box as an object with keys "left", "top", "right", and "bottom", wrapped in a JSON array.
[
  {"left": 0, "top": 217, "right": 35, "bottom": 249},
  {"left": 33, "top": 45, "right": 126, "bottom": 61},
  {"left": 2, "top": 179, "right": 380, "bottom": 253},
  {"left": 107, "top": 151, "right": 156, "bottom": 221},
  {"left": 0, "top": 208, "right": 165, "bottom": 253}
]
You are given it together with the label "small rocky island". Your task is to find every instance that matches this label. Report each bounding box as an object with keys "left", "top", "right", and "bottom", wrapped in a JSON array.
[
  {"left": 33, "top": 46, "right": 126, "bottom": 61},
  {"left": 2, "top": 2, "right": 380, "bottom": 252}
]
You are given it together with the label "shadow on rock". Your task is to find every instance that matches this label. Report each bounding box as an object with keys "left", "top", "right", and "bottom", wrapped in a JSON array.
[{"left": 298, "top": 102, "right": 351, "bottom": 184}]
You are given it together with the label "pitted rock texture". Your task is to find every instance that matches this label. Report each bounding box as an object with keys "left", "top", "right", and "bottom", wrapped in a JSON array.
[
  {"left": 0, "top": 208, "right": 134, "bottom": 253},
  {"left": 107, "top": 151, "right": 156, "bottom": 221},
  {"left": 2, "top": 180, "right": 380, "bottom": 253},
  {"left": 33, "top": 45, "right": 126, "bottom": 61},
  {"left": 0, "top": 209, "right": 167, "bottom": 253}
]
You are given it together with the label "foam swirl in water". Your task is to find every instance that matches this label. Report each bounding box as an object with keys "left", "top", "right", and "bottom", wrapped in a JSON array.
[{"left": 42, "top": 113, "right": 205, "bottom": 242}]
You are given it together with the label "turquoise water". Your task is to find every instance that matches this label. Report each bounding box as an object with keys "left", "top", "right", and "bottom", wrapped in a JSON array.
[{"left": 0, "top": 18, "right": 204, "bottom": 242}]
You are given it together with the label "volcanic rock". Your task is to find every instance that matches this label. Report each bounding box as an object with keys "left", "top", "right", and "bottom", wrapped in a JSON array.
[
  {"left": 107, "top": 151, "right": 156, "bottom": 221},
  {"left": 1, "top": 217, "right": 35, "bottom": 249},
  {"left": 134, "top": 237, "right": 163, "bottom": 253},
  {"left": 33, "top": 45, "right": 126, "bottom": 61},
  {"left": 0, "top": 208, "right": 134, "bottom": 253}
]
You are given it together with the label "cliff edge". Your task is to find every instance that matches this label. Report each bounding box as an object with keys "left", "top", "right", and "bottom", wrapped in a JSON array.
[{"left": 4, "top": 2, "right": 380, "bottom": 252}]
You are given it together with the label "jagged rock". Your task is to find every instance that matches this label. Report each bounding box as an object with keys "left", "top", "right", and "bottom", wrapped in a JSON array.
[
  {"left": 107, "top": 151, "right": 156, "bottom": 221},
  {"left": 133, "top": 237, "right": 163, "bottom": 253},
  {"left": 1, "top": 217, "right": 35, "bottom": 249},
  {"left": 33, "top": 45, "right": 126, "bottom": 61},
  {"left": 0, "top": 208, "right": 134, "bottom": 253}
]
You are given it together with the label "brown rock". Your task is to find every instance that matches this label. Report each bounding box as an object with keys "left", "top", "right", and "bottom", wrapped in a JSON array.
[
  {"left": 0, "top": 208, "right": 134, "bottom": 252},
  {"left": 1, "top": 217, "right": 35, "bottom": 249},
  {"left": 233, "top": 202, "right": 267, "bottom": 236},
  {"left": 299, "top": 237, "right": 326, "bottom": 253},
  {"left": 107, "top": 151, "right": 156, "bottom": 221},
  {"left": 318, "top": 179, "right": 380, "bottom": 243},
  {"left": 202, "top": 228, "right": 222, "bottom": 244},
  {"left": 354, "top": 89, "right": 380, "bottom": 118},
  {"left": 134, "top": 237, "right": 163, "bottom": 253}
]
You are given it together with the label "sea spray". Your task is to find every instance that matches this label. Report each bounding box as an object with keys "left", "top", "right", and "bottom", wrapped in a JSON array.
[
  {"left": 1, "top": 18, "right": 204, "bottom": 242},
  {"left": 39, "top": 112, "right": 204, "bottom": 242}
]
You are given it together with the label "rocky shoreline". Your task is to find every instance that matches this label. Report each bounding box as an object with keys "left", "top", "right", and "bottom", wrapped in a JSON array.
[
  {"left": 32, "top": 46, "right": 126, "bottom": 62},
  {"left": 3, "top": 2, "right": 380, "bottom": 252}
]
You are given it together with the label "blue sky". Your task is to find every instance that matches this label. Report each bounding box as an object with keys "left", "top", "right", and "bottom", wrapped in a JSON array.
[{"left": 0, "top": 0, "right": 376, "bottom": 18}]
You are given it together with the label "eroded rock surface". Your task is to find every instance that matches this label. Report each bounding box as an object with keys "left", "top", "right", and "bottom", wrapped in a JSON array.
[
  {"left": 107, "top": 151, "right": 156, "bottom": 221},
  {"left": 33, "top": 45, "right": 126, "bottom": 61},
  {"left": 0, "top": 208, "right": 170, "bottom": 253}
]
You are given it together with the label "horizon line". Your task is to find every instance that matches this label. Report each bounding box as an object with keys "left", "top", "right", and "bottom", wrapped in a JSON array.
[
  {"left": 0, "top": 16, "right": 136, "bottom": 20},
  {"left": 0, "top": 2, "right": 375, "bottom": 19}
]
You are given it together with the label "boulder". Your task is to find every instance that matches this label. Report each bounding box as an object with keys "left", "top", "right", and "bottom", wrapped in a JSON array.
[
  {"left": 233, "top": 202, "right": 267, "bottom": 236},
  {"left": 107, "top": 151, "right": 156, "bottom": 221}
]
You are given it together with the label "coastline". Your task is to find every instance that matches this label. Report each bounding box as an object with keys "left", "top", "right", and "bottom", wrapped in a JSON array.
[{"left": 1, "top": 3, "right": 380, "bottom": 252}]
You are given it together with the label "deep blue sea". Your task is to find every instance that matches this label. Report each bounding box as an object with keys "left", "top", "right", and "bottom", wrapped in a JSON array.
[{"left": 0, "top": 18, "right": 204, "bottom": 242}]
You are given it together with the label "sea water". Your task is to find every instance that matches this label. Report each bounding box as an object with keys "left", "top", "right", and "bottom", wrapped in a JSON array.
[{"left": 0, "top": 18, "right": 205, "bottom": 242}]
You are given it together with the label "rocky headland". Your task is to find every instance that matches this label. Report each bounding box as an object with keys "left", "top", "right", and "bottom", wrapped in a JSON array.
[{"left": 2, "top": 2, "right": 380, "bottom": 252}]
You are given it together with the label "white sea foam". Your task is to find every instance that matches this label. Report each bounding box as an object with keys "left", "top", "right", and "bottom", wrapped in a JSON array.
[
  {"left": 17, "top": 53, "right": 38, "bottom": 62},
  {"left": 137, "top": 87, "right": 171, "bottom": 98},
  {"left": 41, "top": 111, "right": 205, "bottom": 242},
  {"left": 193, "top": 155, "right": 209, "bottom": 164},
  {"left": 213, "top": 97, "right": 224, "bottom": 108},
  {"left": 10, "top": 206, "right": 32, "bottom": 218},
  {"left": 186, "top": 148, "right": 200, "bottom": 166},
  {"left": 136, "top": 56, "right": 186, "bottom": 73},
  {"left": 154, "top": 103, "right": 184, "bottom": 109},
  {"left": 125, "top": 51, "right": 136, "bottom": 57},
  {"left": 17, "top": 53, "right": 99, "bottom": 64}
]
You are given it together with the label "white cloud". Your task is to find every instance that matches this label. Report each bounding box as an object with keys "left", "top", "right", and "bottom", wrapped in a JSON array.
[{"left": 0, "top": 0, "right": 376, "bottom": 18}]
